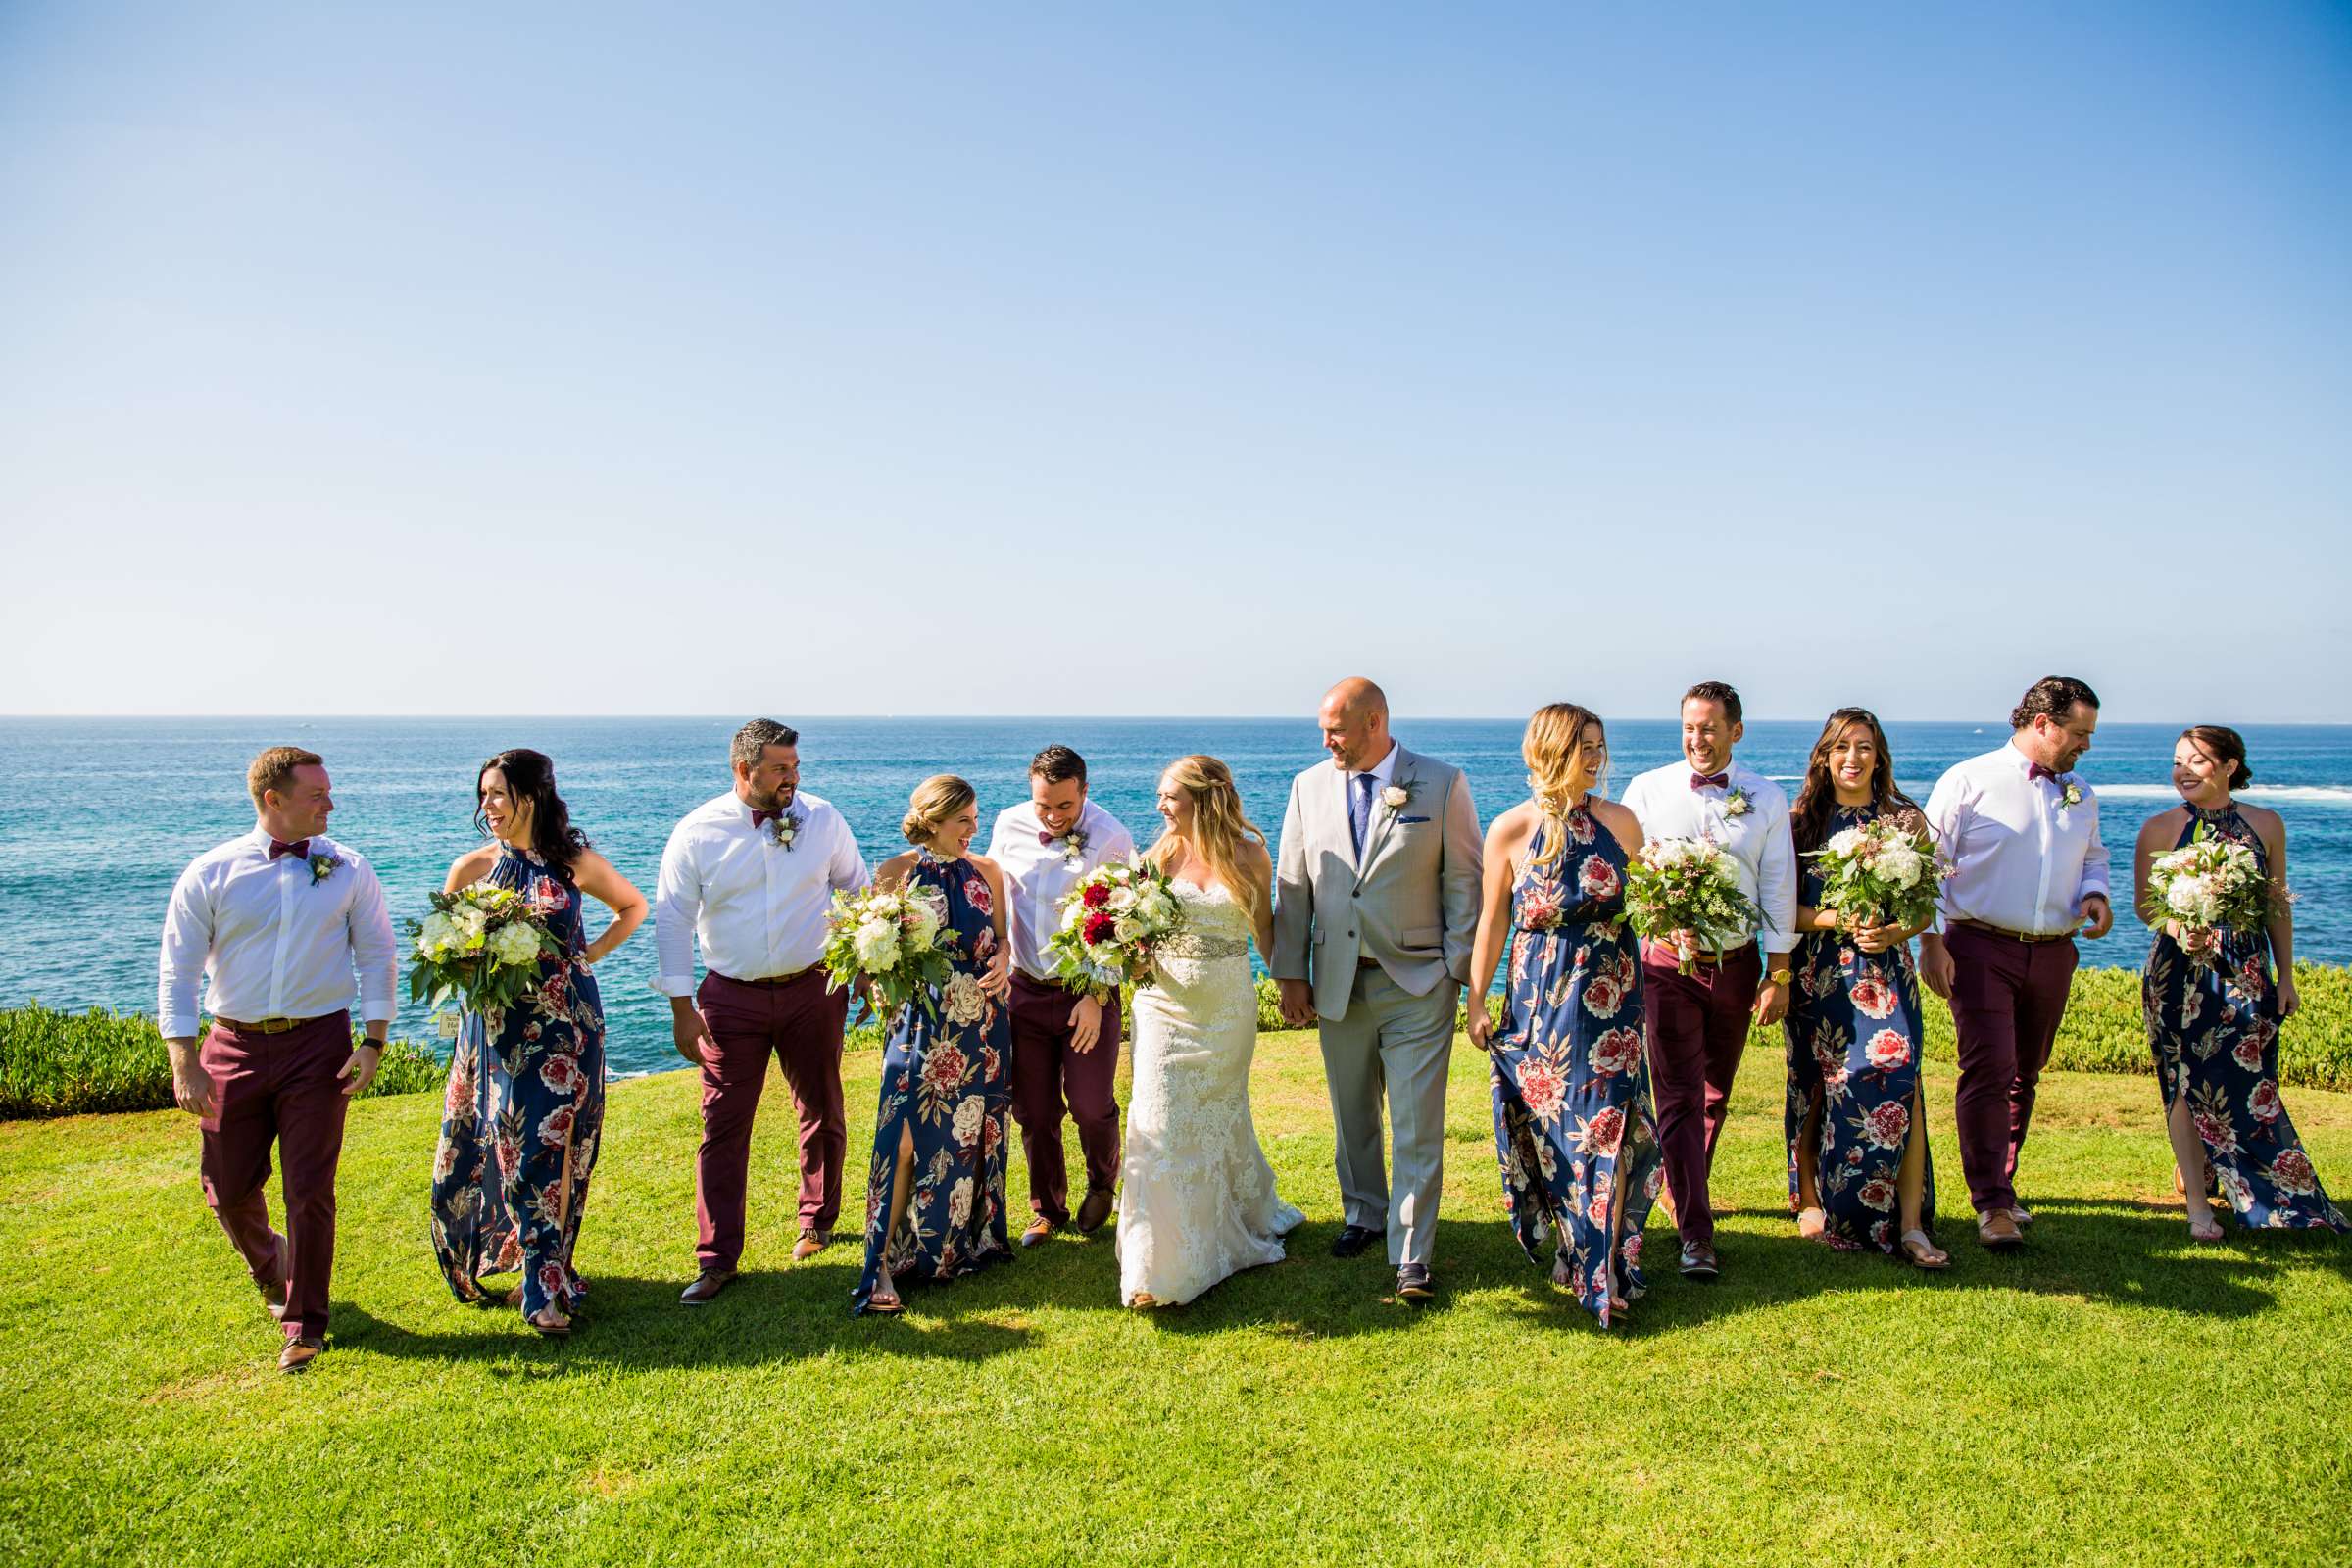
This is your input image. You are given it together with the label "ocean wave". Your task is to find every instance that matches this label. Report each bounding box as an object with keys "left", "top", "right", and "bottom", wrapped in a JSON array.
[{"left": 2088, "top": 784, "right": 2352, "bottom": 806}]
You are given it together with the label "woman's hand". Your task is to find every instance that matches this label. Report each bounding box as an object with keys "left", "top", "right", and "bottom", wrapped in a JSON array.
[
  {"left": 981, "top": 945, "right": 1011, "bottom": 1002},
  {"left": 1466, "top": 1003, "right": 1496, "bottom": 1052},
  {"left": 1852, "top": 921, "right": 1902, "bottom": 955},
  {"left": 2278, "top": 973, "right": 2301, "bottom": 1018}
]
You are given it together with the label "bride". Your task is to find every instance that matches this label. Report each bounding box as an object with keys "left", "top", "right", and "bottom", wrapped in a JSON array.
[{"left": 1117, "top": 755, "right": 1304, "bottom": 1308}]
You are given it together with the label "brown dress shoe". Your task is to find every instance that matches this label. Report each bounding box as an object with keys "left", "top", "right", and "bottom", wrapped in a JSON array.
[
  {"left": 1021, "top": 1217, "right": 1058, "bottom": 1248},
  {"left": 679, "top": 1265, "right": 738, "bottom": 1304},
  {"left": 278, "top": 1336, "right": 324, "bottom": 1374},
  {"left": 792, "top": 1230, "right": 832, "bottom": 1262},
  {"left": 1074, "top": 1189, "right": 1115, "bottom": 1236},
  {"left": 1978, "top": 1209, "right": 2025, "bottom": 1250}
]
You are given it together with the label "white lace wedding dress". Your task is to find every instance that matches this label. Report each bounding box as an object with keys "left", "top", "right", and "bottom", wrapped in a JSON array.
[{"left": 1116, "top": 878, "right": 1304, "bottom": 1306}]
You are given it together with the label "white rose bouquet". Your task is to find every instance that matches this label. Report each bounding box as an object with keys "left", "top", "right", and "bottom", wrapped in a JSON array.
[
  {"left": 406, "top": 882, "right": 564, "bottom": 1015},
  {"left": 1808, "top": 816, "right": 1949, "bottom": 933},
  {"left": 1047, "top": 859, "right": 1183, "bottom": 991},
  {"left": 2143, "top": 823, "right": 2273, "bottom": 968},
  {"left": 1615, "top": 836, "right": 1768, "bottom": 975},
  {"left": 821, "top": 882, "right": 958, "bottom": 1020}
]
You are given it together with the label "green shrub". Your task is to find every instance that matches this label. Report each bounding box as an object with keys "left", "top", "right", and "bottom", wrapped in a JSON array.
[{"left": 0, "top": 1004, "right": 446, "bottom": 1120}]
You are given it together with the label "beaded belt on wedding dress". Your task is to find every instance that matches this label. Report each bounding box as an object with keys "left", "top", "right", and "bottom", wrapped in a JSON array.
[{"left": 1156, "top": 932, "right": 1250, "bottom": 961}]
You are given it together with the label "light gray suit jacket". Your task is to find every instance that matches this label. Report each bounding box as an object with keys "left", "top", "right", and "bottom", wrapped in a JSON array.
[{"left": 1269, "top": 745, "right": 1483, "bottom": 1021}]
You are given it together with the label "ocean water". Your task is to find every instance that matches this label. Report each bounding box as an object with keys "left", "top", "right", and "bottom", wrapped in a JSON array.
[{"left": 4, "top": 715, "right": 2348, "bottom": 1078}]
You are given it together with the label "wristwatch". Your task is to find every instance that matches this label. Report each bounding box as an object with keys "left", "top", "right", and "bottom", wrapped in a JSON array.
[{"left": 1766, "top": 966, "right": 1792, "bottom": 985}]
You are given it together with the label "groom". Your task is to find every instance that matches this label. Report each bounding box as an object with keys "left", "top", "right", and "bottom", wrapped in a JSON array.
[{"left": 1272, "top": 678, "right": 1481, "bottom": 1301}]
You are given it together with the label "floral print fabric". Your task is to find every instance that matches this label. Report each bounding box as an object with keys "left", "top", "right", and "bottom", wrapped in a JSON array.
[
  {"left": 1783, "top": 805, "right": 1935, "bottom": 1254},
  {"left": 853, "top": 850, "right": 1015, "bottom": 1312},
  {"left": 429, "top": 846, "right": 606, "bottom": 1322},
  {"left": 1488, "top": 806, "right": 1662, "bottom": 1326},
  {"left": 2145, "top": 807, "right": 2346, "bottom": 1232}
]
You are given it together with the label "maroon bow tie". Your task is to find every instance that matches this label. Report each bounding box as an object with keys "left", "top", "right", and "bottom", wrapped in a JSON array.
[
  {"left": 751, "top": 809, "right": 778, "bottom": 828},
  {"left": 1690, "top": 771, "right": 1729, "bottom": 792},
  {"left": 270, "top": 838, "right": 309, "bottom": 860},
  {"left": 2028, "top": 763, "right": 2058, "bottom": 784},
  {"left": 1038, "top": 830, "right": 1058, "bottom": 845}
]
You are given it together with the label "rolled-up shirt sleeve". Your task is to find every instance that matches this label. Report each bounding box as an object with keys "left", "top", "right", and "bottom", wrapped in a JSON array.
[
  {"left": 158, "top": 864, "right": 213, "bottom": 1040},
  {"left": 652, "top": 822, "right": 703, "bottom": 998},
  {"left": 347, "top": 858, "right": 399, "bottom": 1026}
]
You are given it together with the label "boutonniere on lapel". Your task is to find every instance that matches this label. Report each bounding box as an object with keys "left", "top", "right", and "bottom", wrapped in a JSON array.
[
  {"left": 1380, "top": 781, "right": 1417, "bottom": 820},
  {"left": 307, "top": 851, "right": 343, "bottom": 886},
  {"left": 1045, "top": 825, "right": 1090, "bottom": 869},
  {"left": 1722, "top": 786, "right": 1753, "bottom": 819},
  {"left": 766, "top": 808, "right": 803, "bottom": 851},
  {"left": 2059, "top": 780, "right": 2084, "bottom": 809}
]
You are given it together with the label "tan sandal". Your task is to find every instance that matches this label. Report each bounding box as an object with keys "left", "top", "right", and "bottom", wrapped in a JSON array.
[
  {"left": 1899, "top": 1229, "right": 1949, "bottom": 1270},
  {"left": 1796, "top": 1205, "right": 1829, "bottom": 1243}
]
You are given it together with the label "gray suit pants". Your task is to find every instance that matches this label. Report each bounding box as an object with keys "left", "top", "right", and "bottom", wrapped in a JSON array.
[{"left": 1317, "top": 964, "right": 1454, "bottom": 1267}]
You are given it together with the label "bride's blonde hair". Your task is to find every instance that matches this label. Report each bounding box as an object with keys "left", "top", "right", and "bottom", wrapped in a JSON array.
[
  {"left": 1524, "top": 703, "right": 1606, "bottom": 870},
  {"left": 1147, "top": 755, "right": 1269, "bottom": 921}
]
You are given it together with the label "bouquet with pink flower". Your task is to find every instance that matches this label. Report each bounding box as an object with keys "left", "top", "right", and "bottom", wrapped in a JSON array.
[
  {"left": 1047, "top": 859, "right": 1183, "bottom": 991},
  {"left": 821, "top": 882, "right": 958, "bottom": 1020},
  {"left": 1615, "top": 836, "right": 1766, "bottom": 975},
  {"left": 1809, "top": 816, "right": 1948, "bottom": 932}
]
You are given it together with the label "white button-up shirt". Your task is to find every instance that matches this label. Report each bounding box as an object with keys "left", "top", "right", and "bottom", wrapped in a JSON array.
[
  {"left": 1923, "top": 743, "right": 2112, "bottom": 937},
  {"left": 157, "top": 829, "right": 398, "bottom": 1039},
  {"left": 1620, "top": 760, "right": 1799, "bottom": 955},
  {"left": 653, "top": 789, "right": 869, "bottom": 995},
  {"left": 984, "top": 798, "right": 1138, "bottom": 981},
  {"left": 1340, "top": 741, "right": 1402, "bottom": 866}
]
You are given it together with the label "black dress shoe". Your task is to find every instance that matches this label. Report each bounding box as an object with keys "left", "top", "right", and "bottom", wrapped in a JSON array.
[
  {"left": 1678, "top": 1242, "right": 1720, "bottom": 1281},
  {"left": 1396, "top": 1263, "right": 1434, "bottom": 1301},
  {"left": 679, "top": 1265, "right": 738, "bottom": 1305},
  {"left": 1330, "top": 1224, "right": 1384, "bottom": 1259}
]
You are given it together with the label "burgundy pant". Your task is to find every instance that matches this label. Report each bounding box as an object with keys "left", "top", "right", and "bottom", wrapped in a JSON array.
[
  {"left": 197, "top": 1010, "right": 354, "bottom": 1342},
  {"left": 1642, "top": 942, "right": 1760, "bottom": 1248},
  {"left": 695, "top": 969, "right": 849, "bottom": 1267},
  {"left": 1946, "top": 923, "right": 2079, "bottom": 1215},
  {"left": 1006, "top": 972, "right": 1123, "bottom": 1223}
]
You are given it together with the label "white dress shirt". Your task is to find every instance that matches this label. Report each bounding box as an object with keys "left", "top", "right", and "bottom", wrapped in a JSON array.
[
  {"left": 985, "top": 798, "right": 1138, "bottom": 981},
  {"left": 1340, "top": 741, "right": 1402, "bottom": 866},
  {"left": 1924, "top": 743, "right": 2112, "bottom": 937},
  {"left": 158, "top": 828, "right": 398, "bottom": 1039},
  {"left": 653, "top": 789, "right": 870, "bottom": 995},
  {"left": 1619, "top": 760, "right": 1798, "bottom": 955}
]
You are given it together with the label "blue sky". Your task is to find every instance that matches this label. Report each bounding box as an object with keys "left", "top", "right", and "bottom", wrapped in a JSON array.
[{"left": 3, "top": 3, "right": 2347, "bottom": 720}]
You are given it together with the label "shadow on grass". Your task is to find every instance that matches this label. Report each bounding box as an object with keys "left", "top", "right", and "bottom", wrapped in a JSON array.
[{"left": 328, "top": 1200, "right": 2348, "bottom": 1368}]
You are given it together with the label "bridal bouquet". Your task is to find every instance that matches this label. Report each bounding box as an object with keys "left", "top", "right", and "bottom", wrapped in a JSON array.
[
  {"left": 821, "top": 883, "right": 959, "bottom": 1020},
  {"left": 2144, "top": 824, "right": 2272, "bottom": 967},
  {"left": 1617, "top": 836, "right": 1767, "bottom": 975},
  {"left": 1047, "top": 859, "right": 1182, "bottom": 991},
  {"left": 407, "top": 884, "right": 564, "bottom": 1015},
  {"left": 1808, "top": 817, "right": 1949, "bottom": 933}
]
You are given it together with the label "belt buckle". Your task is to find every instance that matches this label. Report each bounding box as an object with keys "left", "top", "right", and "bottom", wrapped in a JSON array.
[{"left": 260, "top": 1016, "right": 297, "bottom": 1034}]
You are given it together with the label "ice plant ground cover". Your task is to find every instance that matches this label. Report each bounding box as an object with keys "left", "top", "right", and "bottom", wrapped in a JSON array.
[{"left": 3, "top": 1024, "right": 2347, "bottom": 1564}]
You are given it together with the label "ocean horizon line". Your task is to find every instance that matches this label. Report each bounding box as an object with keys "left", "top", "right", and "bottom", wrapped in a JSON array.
[{"left": 11, "top": 712, "right": 2352, "bottom": 727}]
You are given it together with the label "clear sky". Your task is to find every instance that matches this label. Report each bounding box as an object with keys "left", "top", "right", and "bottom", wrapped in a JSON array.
[{"left": 3, "top": 3, "right": 2347, "bottom": 721}]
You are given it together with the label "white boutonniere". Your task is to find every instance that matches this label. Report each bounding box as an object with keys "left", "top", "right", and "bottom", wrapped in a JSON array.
[
  {"left": 2059, "top": 781, "right": 2084, "bottom": 808},
  {"left": 767, "top": 809, "right": 802, "bottom": 851},
  {"left": 307, "top": 852, "right": 343, "bottom": 886},
  {"left": 1048, "top": 826, "right": 1090, "bottom": 869},
  {"left": 1723, "top": 786, "right": 1753, "bottom": 819},
  {"left": 1381, "top": 781, "right": 1416, "bottom": 819}
]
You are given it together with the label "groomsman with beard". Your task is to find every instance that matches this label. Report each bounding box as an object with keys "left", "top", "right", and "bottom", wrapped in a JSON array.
[
  {"left": 1916, "top": 675, "right": 2113, "bottom": 1250},
  {"left": 159, "top": 747, "right": 398, "bottom": 1373},
  {"left": 656, "top": 719, "right": 870, "bottom": 1303},
  {"left": 1620, "top": 681, "right": 1798, "bottom": 1283},
  {"left": 984, "top": 745, "right": 1137, "bottom": 1244}
]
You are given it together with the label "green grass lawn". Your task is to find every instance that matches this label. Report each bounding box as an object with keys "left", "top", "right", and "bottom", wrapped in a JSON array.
[{"left": 3, "top": 1029, "right": 2348, "bottom": 1566}]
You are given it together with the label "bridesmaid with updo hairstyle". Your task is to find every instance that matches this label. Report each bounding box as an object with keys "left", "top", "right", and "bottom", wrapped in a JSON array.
[
  {"left": 2135, "top": 726, "right": 2346, "bottom": 1239},
  {"left": 851, "top": 776, "right": 1019, "bottom": 1313}
]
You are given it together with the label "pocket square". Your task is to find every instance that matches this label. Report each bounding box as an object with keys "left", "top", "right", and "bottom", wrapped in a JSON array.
[{"left": 1399, "top": 815, "right": 1431, "bottom": 824}]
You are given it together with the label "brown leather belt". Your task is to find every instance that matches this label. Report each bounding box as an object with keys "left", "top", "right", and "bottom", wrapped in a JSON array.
[
  {"left": 216, "top": 1014, "right": 326, "bottom": 1035},
  {"left": 1953, "top": 918, "right": 2074, "bottom": 947},
  {"left": 712, "top": 966, "right": 817, "bottom": 988}
]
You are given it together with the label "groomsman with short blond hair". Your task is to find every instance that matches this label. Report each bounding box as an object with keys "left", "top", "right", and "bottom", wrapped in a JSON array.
[{"left": 160, "top": 746, "right": 398, "bottom": 1374}]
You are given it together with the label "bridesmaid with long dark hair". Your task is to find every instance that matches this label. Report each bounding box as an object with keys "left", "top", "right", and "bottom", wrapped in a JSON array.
[
  {"left": 1784, "top": 709, "right": 1946, "bottom": 1267},
  {"left": 2135, "top": 726, "right": 2346, "bottom": 1239},
  {"left": 428, "top": 749, "right": 647, "bottom": 1335}
]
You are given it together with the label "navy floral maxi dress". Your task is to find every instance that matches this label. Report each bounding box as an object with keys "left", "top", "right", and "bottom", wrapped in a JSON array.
[
  {"left": 853, "top": 850, "right": 1015, "bottom": 1314},
  {"left": 429, "top": 846, "right": 608, "bottom": 1323},
  {"left": 2144, "top": 806, "right": 2347, "bottom": 1232},
  {"left": 1488, "top": 807, "right": 1662, "bottom": 1327},
  {"left": 1783, "top": 805, "right": 1935, "bottom": 1254}
]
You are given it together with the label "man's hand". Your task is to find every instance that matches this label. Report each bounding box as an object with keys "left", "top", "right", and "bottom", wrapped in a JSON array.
[
  {"left": 167, "top": 1039, "right": 217, "bottom": 1119},
  {"left": 1277, "top": 978, "right": 1316, "bottom": 1029},
  {"left": 1917, "top": 935, "right": 1954, "bottom": 1000},
  {"left": 671, "top": 999, "right": 715, "bottom": 1068},
  {"left": 2077, "top": 893, "right": 2115, "bottom": 940},
  {"left": 1752, "top": 975, "right": 1789, "bottom": 1027},
  {"left": 339, "top": 1039, "right": 384, "bottom": 1098},
  {"left": 853, "top": 976, "right": 879, "bottom": 1029},
  {"left": 1068, "top": 992, "right": 1104, "bottom": 1054}
]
